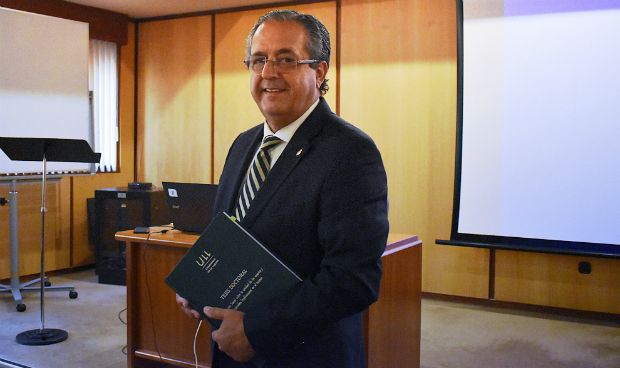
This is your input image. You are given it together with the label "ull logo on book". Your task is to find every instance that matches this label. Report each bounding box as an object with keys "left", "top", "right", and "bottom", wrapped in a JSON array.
[{"left": 195, "top": 249, "right": 219, "bottom": 273}]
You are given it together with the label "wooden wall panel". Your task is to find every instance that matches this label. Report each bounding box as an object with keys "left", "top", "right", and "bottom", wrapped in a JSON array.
[
  {"left": 137, "top": 16, "right": 213, "bottom": 185},
  {"left": 72, "top": 22, "right": 136, "bottom": 266},
  {"left": 213, "top": 3, "right": 337, "bottom": 183},
  {"left": 339, "top": 0, "right": 488, "bottom": 298},
  {"left": 0, "top": 180, "right": 69, "bottom": 279},
  {"left": 495, "top": 250, "right": 620, "bottom": 313},
  {"left": 58, "top": 178, "right": 72, "bottom": 268}
]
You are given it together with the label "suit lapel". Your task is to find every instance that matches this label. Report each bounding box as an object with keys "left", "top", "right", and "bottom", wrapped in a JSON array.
[{"left": 242, "top": 98, "right": 331, "bottom": 226}]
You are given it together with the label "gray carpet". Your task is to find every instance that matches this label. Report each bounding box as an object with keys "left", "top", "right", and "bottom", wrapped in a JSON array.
[
  {"left": 421, "top": 299, "right": 620, "bottom": 368},
  {"left": 0, "top": 270, "right": 126, "bottom": 368},
  {"left": 1, "top": 269, "right": 619, "bottom": 368}
]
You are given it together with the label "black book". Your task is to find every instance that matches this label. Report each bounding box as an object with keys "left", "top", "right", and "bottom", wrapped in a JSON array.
[{"left": 165, "top": 212, "right": 302, "bottom": 327}]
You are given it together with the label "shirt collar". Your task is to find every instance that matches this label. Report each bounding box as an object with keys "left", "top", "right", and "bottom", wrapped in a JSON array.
[{"left": 263, "top": 98, "right": 320, "bottom": 143}]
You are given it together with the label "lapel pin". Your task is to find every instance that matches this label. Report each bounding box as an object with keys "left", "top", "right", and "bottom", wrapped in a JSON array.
[{"left": 296, "top": 148, "right": 303, "bottom": 156}]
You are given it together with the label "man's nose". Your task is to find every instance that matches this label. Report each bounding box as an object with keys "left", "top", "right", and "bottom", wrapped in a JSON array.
[{"left": 261, "top": 60, "right": 279, "bottom": 78}]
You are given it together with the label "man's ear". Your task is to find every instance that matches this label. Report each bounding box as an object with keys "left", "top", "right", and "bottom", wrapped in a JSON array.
[{"left": 315, "top": 61, "right": 328, "bottom": 88}]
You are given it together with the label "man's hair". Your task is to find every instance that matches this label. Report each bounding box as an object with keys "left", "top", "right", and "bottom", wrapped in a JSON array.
[{"left": 246, "top": 10, "right": 331, "bottom": 95}]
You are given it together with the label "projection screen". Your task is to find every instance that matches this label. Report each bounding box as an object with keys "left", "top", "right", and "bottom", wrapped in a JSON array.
[{"left": 447, "top": 0, "right": 620, "bottom": 257}]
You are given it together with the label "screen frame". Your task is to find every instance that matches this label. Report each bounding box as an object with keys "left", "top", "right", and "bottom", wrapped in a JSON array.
[{"left": 444, "top": 0, "right": 620, "bottom": 259}]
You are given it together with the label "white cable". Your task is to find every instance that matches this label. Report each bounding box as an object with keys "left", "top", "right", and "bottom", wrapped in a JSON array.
[{"left": 194, "top": 320, "right": 203, "bottom": 368}]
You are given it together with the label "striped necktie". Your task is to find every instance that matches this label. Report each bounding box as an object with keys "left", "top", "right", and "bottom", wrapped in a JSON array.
[{"left": 234, "top": 135, "right": 282, "bottom": 220}]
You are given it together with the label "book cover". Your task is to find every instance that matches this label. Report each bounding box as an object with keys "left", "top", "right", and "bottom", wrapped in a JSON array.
[{"left": 165, "top": 212, "right": 302, "bottom": 327}]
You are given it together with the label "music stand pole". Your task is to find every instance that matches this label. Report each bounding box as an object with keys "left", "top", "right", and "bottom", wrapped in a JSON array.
[
  {"left": 15, "top": 153, "right": 69, "bottom": 344},
  {"left": 39, "top": 154, "right": 49, "bottom": 333}
]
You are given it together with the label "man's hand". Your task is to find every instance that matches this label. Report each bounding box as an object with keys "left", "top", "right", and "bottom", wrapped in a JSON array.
[
  {"left": 175, "top": 294, "right": 201, "bottom": 319},
  {"left": 205, "top": 306, "right": 256, "bottom": 362}
]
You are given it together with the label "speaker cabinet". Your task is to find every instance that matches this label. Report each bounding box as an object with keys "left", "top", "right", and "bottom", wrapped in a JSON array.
[{"left": 93, "top": 187, "right": 170, "bottom": 285}]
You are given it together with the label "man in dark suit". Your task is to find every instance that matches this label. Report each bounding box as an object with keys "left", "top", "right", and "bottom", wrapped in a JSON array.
[{"left": 177, "top": 10, "right": 388, "bottom": 368}]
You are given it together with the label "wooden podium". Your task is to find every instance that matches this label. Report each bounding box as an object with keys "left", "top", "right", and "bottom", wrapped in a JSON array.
[{"left": 116, "top": 230, "right": 422, "bottom": 368}]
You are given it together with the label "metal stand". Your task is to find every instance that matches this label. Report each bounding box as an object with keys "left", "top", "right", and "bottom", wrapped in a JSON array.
[
  {"left": 0, "top": 137, "right": 100, "bottom": 346},
  {"left": 16, "top": 157, "right": 71, "bottom": 345},
  {"left": 1, "top": 180, "right": 77, "bottom": 313}
]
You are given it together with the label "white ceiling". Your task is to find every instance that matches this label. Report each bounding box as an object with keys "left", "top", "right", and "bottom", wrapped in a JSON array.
[{"left": 65, "top": 0, "right": 290, "bottom": 19}]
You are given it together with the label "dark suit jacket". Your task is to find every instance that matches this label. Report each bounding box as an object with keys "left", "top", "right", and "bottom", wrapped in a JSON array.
[{"left": 212, "top": 98, "right": 389, "bottom": 368}]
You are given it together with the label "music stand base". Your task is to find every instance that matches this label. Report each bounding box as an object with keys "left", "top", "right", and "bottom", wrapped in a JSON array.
[{"left": 16, "top": 328, "right": 68, "bottom": 345}]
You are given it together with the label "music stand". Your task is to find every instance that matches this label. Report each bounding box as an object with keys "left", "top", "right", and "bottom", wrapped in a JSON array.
[{"left": 0, "top": 137, "right": 100, "bottom": 345}]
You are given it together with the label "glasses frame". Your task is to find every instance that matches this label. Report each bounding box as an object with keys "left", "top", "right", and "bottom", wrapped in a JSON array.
[{"left": 243, "top": 57, "right": 320, "bottom": 74}]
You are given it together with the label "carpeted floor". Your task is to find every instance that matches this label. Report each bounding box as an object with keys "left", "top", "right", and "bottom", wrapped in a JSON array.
[
  {"left": 0, "top": 270, "right": 126, "bottom": 368},
  {"left": 421, "top": 299, "right": 620, "bottom": 368},
  {"left": 1, "top": 269, "right": 619, "bottom": 368}
]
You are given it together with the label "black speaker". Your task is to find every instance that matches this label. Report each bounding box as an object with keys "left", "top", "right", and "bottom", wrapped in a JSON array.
[{"left": 93, "top": 187, "right": 170, "bottom": 285}]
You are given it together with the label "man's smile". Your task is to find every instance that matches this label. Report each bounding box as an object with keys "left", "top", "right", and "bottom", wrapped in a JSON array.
[{"left": 262, "top": 88, "right": 286, "bottom": 93}]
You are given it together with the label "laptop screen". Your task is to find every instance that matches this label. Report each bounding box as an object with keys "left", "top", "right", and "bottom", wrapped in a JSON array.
[{"left": 162, "top": 182, "right": 218, "bottom": 233}]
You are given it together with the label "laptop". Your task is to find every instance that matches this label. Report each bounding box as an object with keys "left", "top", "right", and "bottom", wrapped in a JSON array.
[{"left": 162, "top": 182, "right": 218, "bottom": 233}]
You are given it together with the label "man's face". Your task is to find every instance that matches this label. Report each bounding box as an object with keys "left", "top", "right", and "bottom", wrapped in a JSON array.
[{"left": 249, "top": 21, "right": 327, "bottom": 132}]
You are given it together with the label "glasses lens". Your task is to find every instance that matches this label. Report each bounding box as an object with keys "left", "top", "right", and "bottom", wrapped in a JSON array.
[
  {"left": 248, "top": 57, "right": 266, "bottom": 73},
  {"left": 278, "top": 59, "right": 297, "bottom": 72}
]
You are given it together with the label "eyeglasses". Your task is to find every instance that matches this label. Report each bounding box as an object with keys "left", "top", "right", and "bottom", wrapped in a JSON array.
[{"left": 244, "top": 56, "right": 320, "bottom": 74}]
